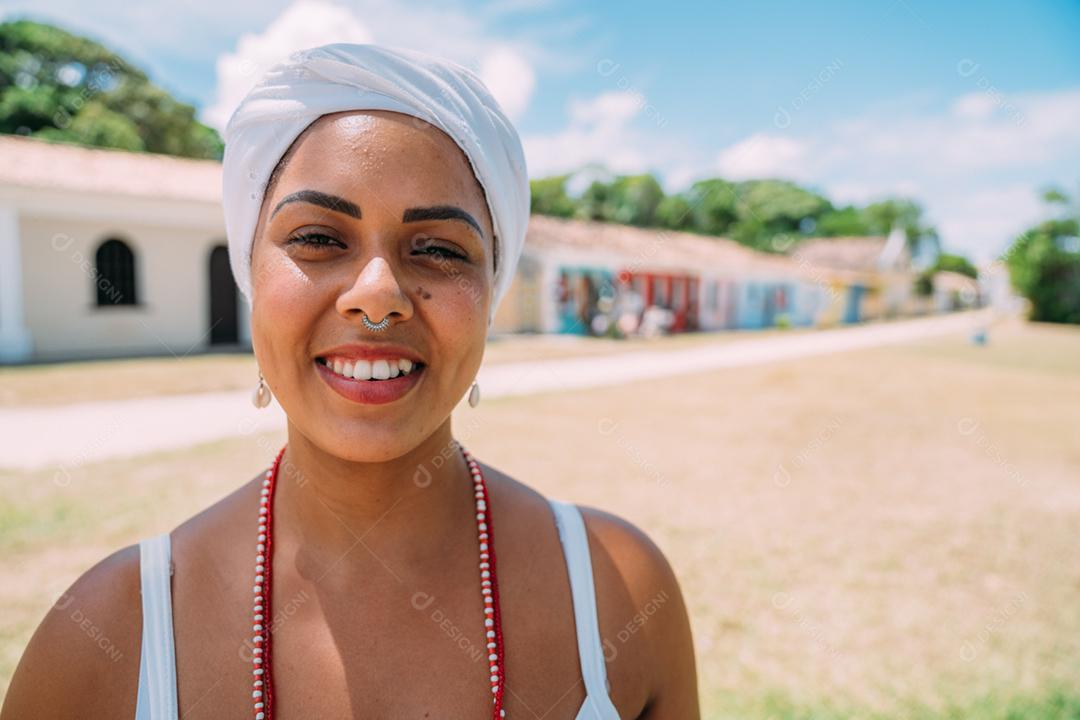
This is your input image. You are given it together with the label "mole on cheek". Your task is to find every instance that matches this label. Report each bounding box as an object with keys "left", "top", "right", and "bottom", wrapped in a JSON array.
[{"left": 416, "top": 285, "right": 432, "bottom": 300}]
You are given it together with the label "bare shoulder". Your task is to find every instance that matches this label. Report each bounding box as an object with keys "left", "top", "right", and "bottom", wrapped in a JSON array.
[
  {"left": 1, "top": 544, "right": 143, "bottom": 720},
  {"left": 476, "top": 460, "right": 685, "bottom": 622},
  {"left": 575, "top": 504, "right": 701, "bottom": 720},
  {"left": 171, "top": 469, "right": 262, "bottom": 551},
  {"left": 1, "top": 472, "right": 263, "bottom": 720},
  {"left": 476, "top": 460, "right": 700, "bottom": 718}
]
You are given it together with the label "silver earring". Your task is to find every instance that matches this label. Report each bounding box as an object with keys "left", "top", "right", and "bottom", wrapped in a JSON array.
[
  {"left": 468, "top": 380, "right": 480, "bottom": 408},
  {"left": 252, "top": 370, "right": 272, "bottom": 409}
]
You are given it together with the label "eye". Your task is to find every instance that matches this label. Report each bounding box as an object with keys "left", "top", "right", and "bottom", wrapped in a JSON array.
[
  {"left": 286, "top": 232, "right": 344, "bottom": 250},
  {"left": 412, "top": 242, "right": 467, "bottom": 261}
]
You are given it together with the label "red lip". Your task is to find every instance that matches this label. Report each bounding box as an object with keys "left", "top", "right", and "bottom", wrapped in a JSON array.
[
  {"left": 315, "top": 358, "right": 424, "bottom": 405},
  {"left": 315, "top": 342, "right": 425, "bottom": 364}
]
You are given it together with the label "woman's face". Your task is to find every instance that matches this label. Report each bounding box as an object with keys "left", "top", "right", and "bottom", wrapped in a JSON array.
[{"left": 249, "top": 110, "right": 494, "bottom": 462}]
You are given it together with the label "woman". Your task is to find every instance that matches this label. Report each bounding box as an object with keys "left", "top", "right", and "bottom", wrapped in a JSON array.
[{"left": 2, "top": 44, "right": 699, "bottom": 719}]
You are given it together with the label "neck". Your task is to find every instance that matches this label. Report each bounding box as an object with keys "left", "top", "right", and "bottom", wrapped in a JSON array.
[{"left": 271, "top": 419, "right": 475, "bottom": 576}]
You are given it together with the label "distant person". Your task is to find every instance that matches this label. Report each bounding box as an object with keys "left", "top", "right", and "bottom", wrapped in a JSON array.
[
  {"left": 616, "top": 285, "right": 645, "bottom": 336},
  {"left": 640, "top": 304, "right": 675, "bottom": 338}
]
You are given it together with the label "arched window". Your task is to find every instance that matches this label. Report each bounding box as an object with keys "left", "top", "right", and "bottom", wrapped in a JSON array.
[{"left": 94, "top": 238, "right": 137, "bottom": 306}]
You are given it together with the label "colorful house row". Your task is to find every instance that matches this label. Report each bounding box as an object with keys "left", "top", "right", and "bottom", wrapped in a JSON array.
[
  {"left": 0, "top": 134, "right": 969, "bottom": 364},
  {"left": 491, "top": 215, "right": 921, "bottom": 337}
]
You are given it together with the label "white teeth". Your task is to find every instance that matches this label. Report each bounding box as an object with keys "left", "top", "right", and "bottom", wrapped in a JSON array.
[
  {"left": 323, "top": 357, "right": 421, "bottom": 380},
  {"left": 352, "top": 359, "right": 372, "bottom": 380}
]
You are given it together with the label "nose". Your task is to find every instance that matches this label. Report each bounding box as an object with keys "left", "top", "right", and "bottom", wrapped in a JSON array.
[{"left": 336, "top": 255, "right": 414, "bottom": 328}]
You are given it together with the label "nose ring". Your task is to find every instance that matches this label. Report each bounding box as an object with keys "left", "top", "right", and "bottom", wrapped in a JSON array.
[{"left": 361, "top": 311, "right": 391, "bottom": 331}]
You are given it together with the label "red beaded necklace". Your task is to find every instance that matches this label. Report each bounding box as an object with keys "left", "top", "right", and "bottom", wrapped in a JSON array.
[{"left": 251, "top": 441, "right": 507, "bottom": 719}]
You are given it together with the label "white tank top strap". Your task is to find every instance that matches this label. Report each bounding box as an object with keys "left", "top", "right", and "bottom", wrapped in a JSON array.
[
  {"left": 547, "top": 498, "right": 620, "bottom": 718},
  {"left": 132, "top": 511, "right": 619, "bottom": 719},
  {"left": 135, "top": 533, "right": 179, "bottom": 720}
]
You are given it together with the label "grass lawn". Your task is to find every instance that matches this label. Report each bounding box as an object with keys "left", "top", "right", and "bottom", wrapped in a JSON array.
[{"left": 1, "top": 318, "right": 1078, "bottom": 717}]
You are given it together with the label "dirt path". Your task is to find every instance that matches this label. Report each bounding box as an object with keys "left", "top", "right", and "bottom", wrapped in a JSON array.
[{"left": 0, "top": 311, "right": 991, "bottom": 470}]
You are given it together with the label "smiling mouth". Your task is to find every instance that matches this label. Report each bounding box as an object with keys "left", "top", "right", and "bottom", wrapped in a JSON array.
[{"left": 314, "top": 356, "right": 426, "bottom": 382}]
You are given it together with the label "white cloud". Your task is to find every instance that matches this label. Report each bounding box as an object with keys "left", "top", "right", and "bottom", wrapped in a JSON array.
[
  {"left": 708, "top": 87, "right": 1080, "bottom": 262},
  {"left": 203, "top": 0, "right": 373, "bottom": 130},
  {"left": 950, "top": 92, "right": 998, "bottom": 121},
  {"left": 522, "top": 89, "right": 699, "bottom": 184},
  {"left": 203, "top": 0, "right": 540, "bottom": 131},
  {"left": 567, "top": 91, "right": 640, "bottom": 127},
  {"left": 934, "top": 185, "right": 1047, "bottom": 254},
  {"left": 826, "top": 88, "right": 1080, "bottom": 175},
  {"left": 714, "top": 134, "right": 812, "bottom": 182},
  {"left": 825, "top": 180, "right": 925, "bottom": 207},
  {"left": 523, "top": 91, "right": 675, "bottom": 179},
  {"left": 479, "top": 46, "right": 535, "bottom": 121}
]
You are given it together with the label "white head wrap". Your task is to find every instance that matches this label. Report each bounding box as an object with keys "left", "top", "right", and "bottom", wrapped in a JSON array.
[{"left": 221, "top": 43, "right": 530, "bottom": 326}]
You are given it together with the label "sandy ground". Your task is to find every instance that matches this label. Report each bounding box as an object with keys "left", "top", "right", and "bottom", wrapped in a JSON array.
[
  {"left": 2, "top": 315, "right": 1078, "bottom": 717},
  {"left": 0, "top": 311, "right": 987, "bottom": 470}
]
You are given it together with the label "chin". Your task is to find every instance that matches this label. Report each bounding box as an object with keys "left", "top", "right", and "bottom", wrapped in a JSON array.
[{"left": 309, "top": 421, "right": 429, "bottom": 464}]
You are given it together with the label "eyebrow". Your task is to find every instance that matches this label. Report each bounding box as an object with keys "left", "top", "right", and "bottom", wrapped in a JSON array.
[
  {"left": 271, "top": 190, "right": 360, "bottom": 219},
  {"left": 270, "top": 190, "right": 484, "bottom": 239},
  {"left": 402, "top": 205, "right": 484, "bottom": 239}
]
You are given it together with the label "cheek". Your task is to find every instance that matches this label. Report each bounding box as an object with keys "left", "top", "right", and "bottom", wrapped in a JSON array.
[
  {"left": 419, "top": 275, "right": 489, "bottom": 361},
  {"left": 424, "top": 282, "right": 483, "bottom": 332},
  {"left": 250, "top": 249, "right": 324, "bottom": 361},
  {"left": 253, "top": 248, "right": 318, "bottom": 301}
]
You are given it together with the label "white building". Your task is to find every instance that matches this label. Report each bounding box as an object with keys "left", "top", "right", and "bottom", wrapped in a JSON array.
[{"left": 0, "top": 135, "right": 248, "bottom": 364}]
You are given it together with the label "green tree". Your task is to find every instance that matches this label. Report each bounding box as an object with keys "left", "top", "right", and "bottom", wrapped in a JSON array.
[
  {"left": 862, "top": 198, "right": 922, "bottom": 236},
  {"left": 655, "top": 194, "right": 694, "bottom": 230},
  {"left": 608, "top": 174, "right": 665, "bottom": 226},
  {"left": 1004, "top": 187, "right": 1080, "bottom": 324},
  {"left": 0, "top": 19, "right": 222, "bottom": 159},
  {"left": 530, "top": 175, "right": 576, "bottom": 218},
  {"left": 730, "top": 179, "right": 831, "bottom": 251},
  {"left": 578, "top": 179, "right": 613, "bottom": 222},
  {"left": 862, "top": 197, "right": 939, "bottom": 258},
  {"left": 1040, "top": 182, "right": 1080, "bottom": 218},
  {"left": 815, "top": 205, "right": 872, "bottom": 236},
  {"left": 526, "top": 167, "right": 947, "bottom": 264},
  {"left": 574, "top": 173, "right": 666, "bottom": 226},
  {"left": 684, "top": 178, "right": 738, "bottom": 235},
  {"left": 932, "top": 252, "right": 978, "bottom": 279}
]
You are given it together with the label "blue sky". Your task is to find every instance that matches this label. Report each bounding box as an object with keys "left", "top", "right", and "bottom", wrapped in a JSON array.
[{"left": 5, "top": 0, "right": 1080, "bottom": 263}]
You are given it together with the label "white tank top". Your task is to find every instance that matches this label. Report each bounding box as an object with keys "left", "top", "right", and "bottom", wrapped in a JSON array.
[{"left": 134, "top": 498, "right": 620, "bottom": 719}]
